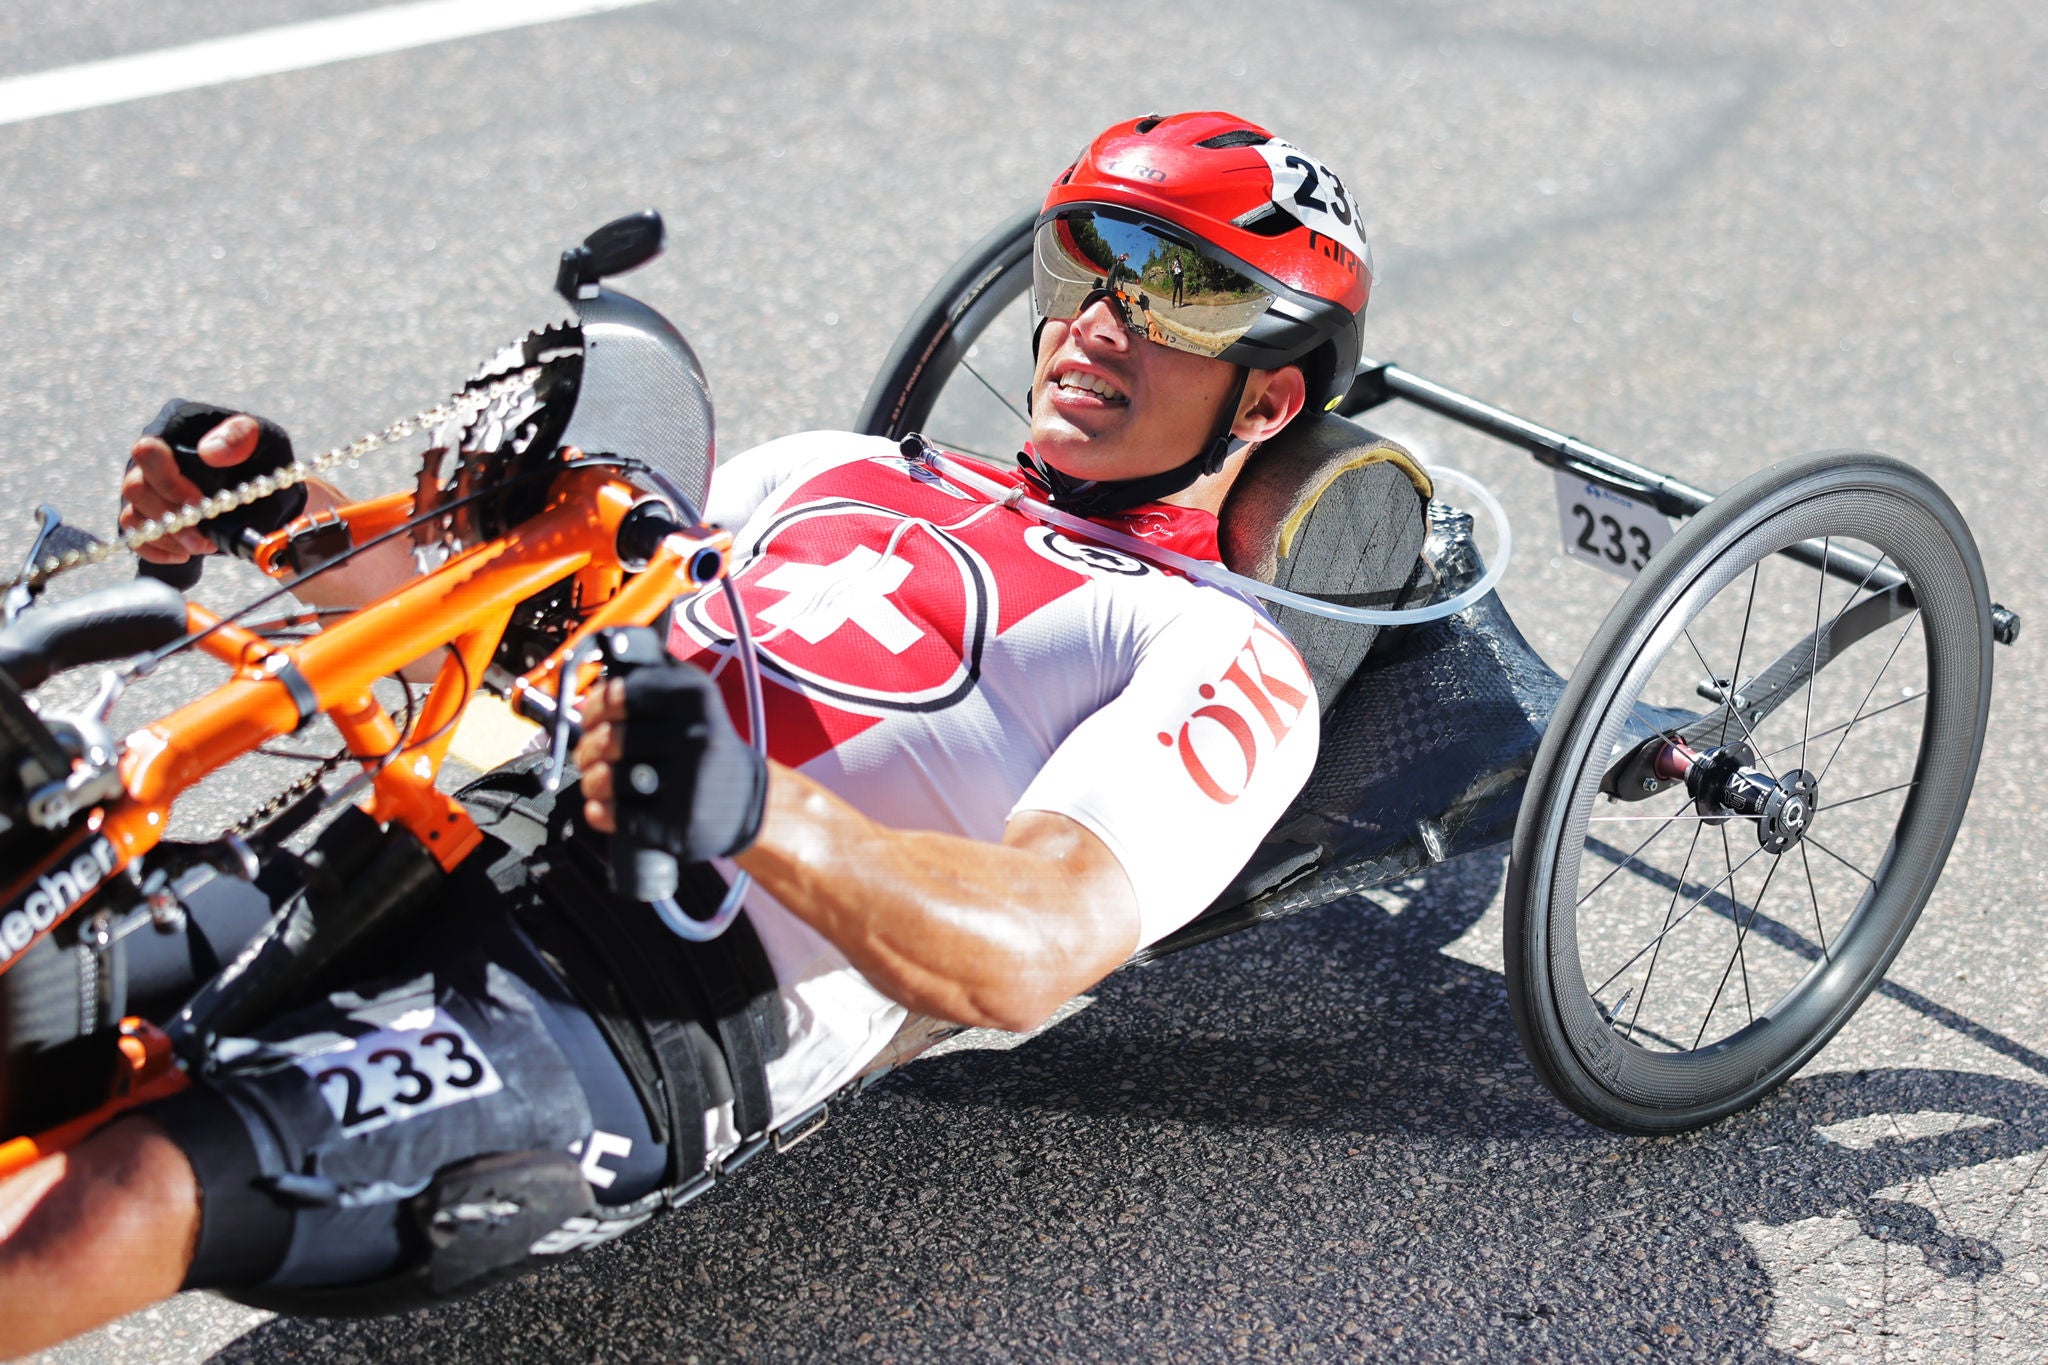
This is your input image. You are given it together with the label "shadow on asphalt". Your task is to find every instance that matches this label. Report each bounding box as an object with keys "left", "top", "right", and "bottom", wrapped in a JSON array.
[{"left": 211, "top": 856, "right": 2047, "bottom": 1361}]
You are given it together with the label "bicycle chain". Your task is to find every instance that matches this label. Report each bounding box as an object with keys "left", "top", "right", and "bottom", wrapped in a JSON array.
[
  {"left": 227, "top": 749, "right": 349, "bottom": 839},
  {"left": 10, "top": 367, "right": 544, "bottom": 590}
]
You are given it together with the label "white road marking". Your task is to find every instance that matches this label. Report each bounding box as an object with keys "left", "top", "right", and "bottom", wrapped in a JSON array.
[{"left": 0, "top": 0, "right": 661, "bottom": 128}]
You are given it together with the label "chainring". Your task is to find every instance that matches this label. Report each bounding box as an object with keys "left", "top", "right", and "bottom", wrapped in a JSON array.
[{"left": 442, "top": 322, "right": 586, "bottom": 548}]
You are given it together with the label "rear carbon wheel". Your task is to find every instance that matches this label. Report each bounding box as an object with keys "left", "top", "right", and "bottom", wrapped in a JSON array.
[
  {"left": 855, "top": 205, "right": 1036, "bottom": 457},
  {"left": 1506, "top": 451, "right": 1992, "bottom": 1134}
]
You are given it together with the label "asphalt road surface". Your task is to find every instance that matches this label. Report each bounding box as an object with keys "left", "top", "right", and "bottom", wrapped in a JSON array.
[{"left": 5, "top": 1, "right": 2046, "bottom": 1359}]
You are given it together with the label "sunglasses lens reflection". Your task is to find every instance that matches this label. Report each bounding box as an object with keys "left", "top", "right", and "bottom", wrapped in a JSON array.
[{"left": 1032, "top": 211, "right": 1276, "bottom": 358}]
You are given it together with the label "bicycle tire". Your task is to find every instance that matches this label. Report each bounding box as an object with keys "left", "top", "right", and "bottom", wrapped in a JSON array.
[
  {"left": 1505, "top": 450, "right": 1992, "bottom": 1134},
  {"left": 855, "top": 205, "right": 1036, "bottom": 449}
]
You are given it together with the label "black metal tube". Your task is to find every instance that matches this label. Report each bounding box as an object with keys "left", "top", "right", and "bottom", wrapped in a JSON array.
[
  {"left": 1341, "top": 359, "right": 2018, "bottom": 645},
  {"left": 1346, "top": 358, "right": 1716, "bottom": 518}
]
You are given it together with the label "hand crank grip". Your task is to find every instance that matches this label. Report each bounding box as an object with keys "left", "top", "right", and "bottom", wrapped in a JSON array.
[
  {"left": 592, "top": 625, "right": 682, "bottom": 903},
  {"left": 131, "top": 401, "right": 307, "bottom": 589}
]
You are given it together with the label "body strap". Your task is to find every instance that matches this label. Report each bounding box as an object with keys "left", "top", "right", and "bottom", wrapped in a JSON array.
[{"left": 455, "top": 758, "right": 786, "bottom": 1186}]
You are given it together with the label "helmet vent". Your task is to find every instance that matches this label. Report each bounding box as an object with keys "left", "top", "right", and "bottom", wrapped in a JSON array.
[
  {"left": 1133, "top": 114, "right": 1165, "bottom": 133},
  {"left": 1234, "top": 203, "right": 1300, "bottom": 236},
  {"left": 1197, "top": 129, "right": 1270, "bottom": 149}
]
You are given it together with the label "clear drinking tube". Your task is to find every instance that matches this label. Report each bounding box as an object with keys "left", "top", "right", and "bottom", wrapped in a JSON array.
[{"left": 927, "top": 452, "right": 1511, "bottom": 624}]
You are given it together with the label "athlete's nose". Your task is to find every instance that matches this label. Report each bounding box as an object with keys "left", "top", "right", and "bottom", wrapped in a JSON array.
[{"left": 1071, "top": 290, "right": 1134, "bottom": 351}]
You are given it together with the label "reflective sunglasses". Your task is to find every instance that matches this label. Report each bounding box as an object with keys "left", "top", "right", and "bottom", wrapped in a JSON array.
[{"left": 1031, "top": 209, "right": 1281, "bottom": 361}]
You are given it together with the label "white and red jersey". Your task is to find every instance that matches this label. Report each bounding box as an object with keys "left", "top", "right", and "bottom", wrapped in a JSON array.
[{"left": 671, "top": 431, "right": 1319, "bottom": 1127}]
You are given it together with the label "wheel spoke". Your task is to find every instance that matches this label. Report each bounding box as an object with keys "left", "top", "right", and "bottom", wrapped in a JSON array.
[
  {"left": 1799, "top": 839, "right": 1829, "bottom": 961},
  {"left": 1693, "top": 546, "right": 1894, "bottom": 767},
  {"left": 1692, "top": 850, "right": 1787, "bottom": 1049},
  {"left": 1683, "top": 627, "right": 1736, "bottom": 749},
  {"left": 1575, "top": 801, "right": 1693, "bottom": 907},
  {"left": 1818, "top": 779, "right": 1918, "bottom": 813},
  {"left": 1716, "top": 822, "right": 1758, "bottom": 1029},
  {"left": 1724, "top": 564, "right": 1763, "bottom": 755},
  {"left": 1683, "top": 624, "right": 1777, "bottom": 780},
  {"left": 1589, "top": 841, "right": 1770, "bottom": 998},
  {"left": 1754, "top": 691, "right": 1924, "bottom": 765},
  {"left": 1736, "top": 837, "right": 1756, "bottom": 1024},
  {"left": 1816, "top": 610, "right": 1921, "bottom": 785},
  {"left": 1806, "top": 833, "right": 1876, "bottom": 885},
  {"left": 1800, "top": 538, "right": 1829, "bottom": 772},
  {"left": 1590, "top": 811, "right": 1760, "bottom": 823},
  {"left": 960, "top": 359, "right": 1032, "bottom": 431},
  {"left": 1623, "top": 822, "right": 1708, "bottom": 1044}
]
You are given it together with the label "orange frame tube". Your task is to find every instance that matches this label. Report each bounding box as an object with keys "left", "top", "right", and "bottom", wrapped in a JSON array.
[{"left": 1, "top": 466, "right": 730, "bottom": 1170}]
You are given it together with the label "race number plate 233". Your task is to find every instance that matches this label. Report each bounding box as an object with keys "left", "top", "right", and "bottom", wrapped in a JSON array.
[
  {"left": 297, "top": 1006, "right": 504, "bottom": 1138},
  {"left": 1553, "top": 470, "right": 1672, "bottom": 580}
]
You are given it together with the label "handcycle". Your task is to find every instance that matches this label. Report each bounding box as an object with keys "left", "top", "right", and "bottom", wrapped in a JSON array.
[{"left": 0, "top": 202, "right": 2019, "bottom": 1233}]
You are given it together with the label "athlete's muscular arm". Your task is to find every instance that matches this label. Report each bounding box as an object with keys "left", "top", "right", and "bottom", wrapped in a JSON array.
[
  {"left": 739, "top": 772, "right": 1141, "bottom": 1034},
  {"left": 573, "top": 685, "right": 1140, "bottom": 1035}
]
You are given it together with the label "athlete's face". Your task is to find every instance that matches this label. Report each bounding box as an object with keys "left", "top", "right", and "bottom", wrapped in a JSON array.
[{"left": 1030, "top": 295, "right": 1284, "bottom": 487}]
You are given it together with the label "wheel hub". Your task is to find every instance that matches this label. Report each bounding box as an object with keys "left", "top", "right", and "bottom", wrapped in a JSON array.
[{"left": 1653, "top": 740, "right": 1821, "bottom": 855}]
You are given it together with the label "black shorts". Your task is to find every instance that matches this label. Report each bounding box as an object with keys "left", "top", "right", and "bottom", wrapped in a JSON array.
[
  {"left": 146, "top": 856, "right": 672, "bottom": 1291},
  {"left": 140, "top": 768, "right": 786, "bottom": 1300}
]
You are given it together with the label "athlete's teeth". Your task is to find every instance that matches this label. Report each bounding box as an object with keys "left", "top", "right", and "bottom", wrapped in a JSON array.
[{"left": 1057, "top": 371, "right": 1124, "bottom": 401}]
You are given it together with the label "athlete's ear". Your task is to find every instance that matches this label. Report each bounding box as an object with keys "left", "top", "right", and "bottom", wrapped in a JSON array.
[{"left": 1232, "top": 364, "right": 1306, "bottom": 445}]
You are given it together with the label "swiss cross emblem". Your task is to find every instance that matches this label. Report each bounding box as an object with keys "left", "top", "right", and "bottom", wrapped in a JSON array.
[
  {"left": 755, "top": 545, "right": 922, "bottom": 652},
  {"left": 675, "top": 498, "right": 994, "bottom": 712}
]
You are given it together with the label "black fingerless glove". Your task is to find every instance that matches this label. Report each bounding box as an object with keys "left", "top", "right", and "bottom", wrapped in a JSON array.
[
  {"left": 139, "top": 399, "right": 305, "bottom": 558},
  {"left": 611, "top": 661, "right": 767, "bottom": 863}
]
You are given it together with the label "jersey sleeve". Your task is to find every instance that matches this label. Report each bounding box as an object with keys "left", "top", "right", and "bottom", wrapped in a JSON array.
[{"left": 1010, "top": 600, "right": 1321, "bottom": 949}]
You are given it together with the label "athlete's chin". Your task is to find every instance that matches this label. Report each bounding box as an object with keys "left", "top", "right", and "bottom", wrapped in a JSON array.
[
  {"left": 1030, "top": 434, "right": 1114, "bottom": 485},
  {"left": 1028, "top": 419, "right": 1084, "bottom": 464}
]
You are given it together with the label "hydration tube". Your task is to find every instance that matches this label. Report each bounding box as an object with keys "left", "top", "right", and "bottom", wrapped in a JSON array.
[
  {"left": 923, "top": 449, "right": 1512, "bottom": 625},
  {"left": 647, "top": 571, "right": 765, "bottom": 943},
  {"left": 546, "top": 462, "right": 770, "bottom": 943},
  {"left": 617, "top": 466, "right": 765, "bottom": 942}
]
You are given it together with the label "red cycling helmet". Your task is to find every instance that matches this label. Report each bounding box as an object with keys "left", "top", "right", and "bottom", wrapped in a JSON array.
[
  {"left": 1023, "top": 112, "right": 1374, "bottom": 513},
  {"left": 1036, "top": 110, "right": 1373, "bottom": 415}
]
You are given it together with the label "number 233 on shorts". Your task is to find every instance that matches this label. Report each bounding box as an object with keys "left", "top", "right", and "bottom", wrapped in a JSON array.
[{"left": 295, "top": 1005, "right": 505, "bottom": 1138}]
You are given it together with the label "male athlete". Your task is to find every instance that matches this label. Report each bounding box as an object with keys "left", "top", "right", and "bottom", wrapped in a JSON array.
[{"left": 0, "top": 111, "right": 1383, "bottom": 1356}]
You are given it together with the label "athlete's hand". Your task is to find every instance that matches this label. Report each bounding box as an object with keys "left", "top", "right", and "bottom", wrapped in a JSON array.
[
  {"left": 118, "top": 414, "right": 262, "bottom": 564},
  {"left": 573, "top": 662, "right": 768, "bottom": 860}
]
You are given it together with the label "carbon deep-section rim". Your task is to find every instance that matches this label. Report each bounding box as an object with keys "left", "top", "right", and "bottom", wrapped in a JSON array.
[
  {"left": 856, "top": 205, "right": 1036, "bottom": 453},
  {"left": 1505, "top": 451, "right": 1992, "bottom": 1134}
]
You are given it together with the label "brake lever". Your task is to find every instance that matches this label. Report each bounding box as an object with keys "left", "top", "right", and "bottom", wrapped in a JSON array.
[
  {"left": 5, "top": 507, "right": 60, "bottom": 623},
  {"left": 26, "top": 668, "right": 131, "bottom": 829},
  {"left": 4, "top": 506, "right": 105, "bottom": 622}
]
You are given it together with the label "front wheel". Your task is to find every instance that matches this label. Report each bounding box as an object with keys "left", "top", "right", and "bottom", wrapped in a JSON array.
[{"left": 1506, "top": 451, "right": 1993, "bottom": 1134}]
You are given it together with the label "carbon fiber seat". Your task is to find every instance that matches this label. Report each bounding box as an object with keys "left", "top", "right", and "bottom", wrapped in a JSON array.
[{"left": 1218, "top": 413, "right": 1433, "bottom": 712}]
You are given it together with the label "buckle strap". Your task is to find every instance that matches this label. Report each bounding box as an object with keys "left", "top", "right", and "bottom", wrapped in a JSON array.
[
  {"left": 458, "top": 762, "right": 788, "bottom": 1160},
  {"left": 520, "top": 852, "right": 719, "bottom": 1187}
]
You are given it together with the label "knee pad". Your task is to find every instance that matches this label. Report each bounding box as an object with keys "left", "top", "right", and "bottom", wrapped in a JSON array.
[{"left": 227, "top": 1148, "right": 655, "bottom": 1317}]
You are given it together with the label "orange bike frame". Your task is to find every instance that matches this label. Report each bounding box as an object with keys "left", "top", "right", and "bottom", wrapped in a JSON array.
[{"left": 0, "top": 465, "right": 729, "bottom": 1174}]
